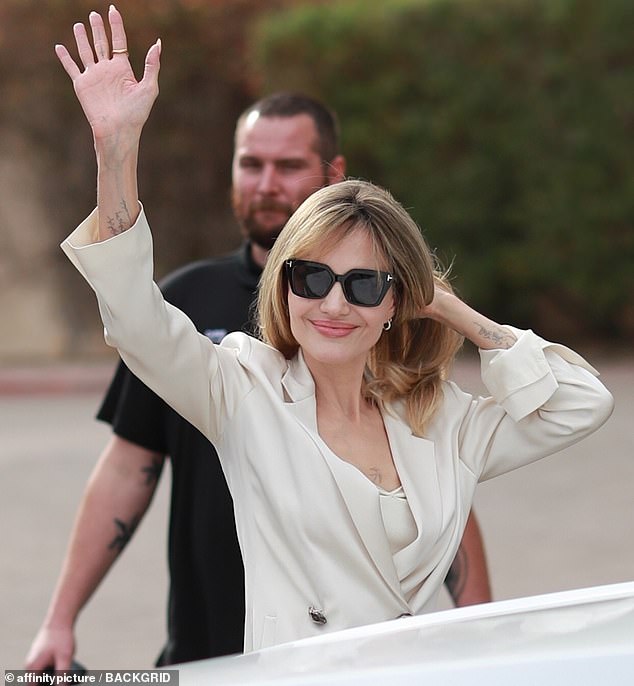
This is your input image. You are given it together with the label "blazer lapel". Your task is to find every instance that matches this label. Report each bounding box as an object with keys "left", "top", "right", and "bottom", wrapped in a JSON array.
[
  {"left": 317, "top": 440, "right": 407, "bottom": 604},
  {"left": 383, "top": 408, "right": 444, "bottom": 580},
  {"left": 281, "top": 354, "right": 410, "bottom": 608}
]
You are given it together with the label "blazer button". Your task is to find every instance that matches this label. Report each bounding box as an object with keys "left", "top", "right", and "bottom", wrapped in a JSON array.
[{"left": 308, "top": 606, "right": 327, "bottom": 624}]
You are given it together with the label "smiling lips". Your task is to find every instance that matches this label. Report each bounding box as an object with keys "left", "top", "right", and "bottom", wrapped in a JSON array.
[{"left": 310, "top": 320, "right": 357, "bottom": 338}]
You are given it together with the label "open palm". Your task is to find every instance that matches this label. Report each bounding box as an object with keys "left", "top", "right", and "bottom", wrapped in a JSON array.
[{"left": 56, "top": 7, "right": 160, "bottom": 144}]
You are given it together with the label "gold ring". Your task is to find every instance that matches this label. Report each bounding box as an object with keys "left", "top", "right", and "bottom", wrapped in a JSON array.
[{"left": 112, "top": 48, "right": 129, "bottom": 55}]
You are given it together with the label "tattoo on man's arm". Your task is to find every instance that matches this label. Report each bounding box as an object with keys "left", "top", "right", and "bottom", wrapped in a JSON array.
[
  {"left": 445, "top": 546, "right": 468, "bottom": 605},
  {"left": 105, "top": 199, "right": 132, "bottom": 236},
  {"left": 476, "top": 323, "right": 515, "bottom": 349},
  {"left": 108, "top": 514, "right": 140, "bottom": 553},
  {"left": 141, "top": 457, "right": 163, "bottom": 487}
]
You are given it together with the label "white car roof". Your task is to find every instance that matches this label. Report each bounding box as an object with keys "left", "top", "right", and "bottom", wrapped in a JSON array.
[{"left": 177, "top": 582, "right": 634, "bottom": 685}]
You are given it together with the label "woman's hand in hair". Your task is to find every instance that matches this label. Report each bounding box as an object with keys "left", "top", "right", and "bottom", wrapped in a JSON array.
[{"left": 419, "top": 286, "right": 517, "bottom": 351}]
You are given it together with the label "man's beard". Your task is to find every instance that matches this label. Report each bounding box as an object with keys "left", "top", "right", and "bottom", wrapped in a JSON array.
[{"left": 236, "top": 198, "right": 294, "bottom": 251}]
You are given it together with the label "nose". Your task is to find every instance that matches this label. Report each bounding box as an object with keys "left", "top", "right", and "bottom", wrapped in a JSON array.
[
  {"left": 257, "top": 164, "right": 280, "bottom": 194},
  {"left": 319, "top": 282, "right": 349, "bottom": 315}
]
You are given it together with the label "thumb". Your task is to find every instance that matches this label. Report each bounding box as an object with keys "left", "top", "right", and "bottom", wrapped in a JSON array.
[{"left": 141, "top": 39, "right": 161, "bottom": 90}]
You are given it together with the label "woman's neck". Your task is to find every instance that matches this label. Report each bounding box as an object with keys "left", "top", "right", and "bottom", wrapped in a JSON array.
[{"left": 306, "top": 355, "right": 368, "bottom": 421}]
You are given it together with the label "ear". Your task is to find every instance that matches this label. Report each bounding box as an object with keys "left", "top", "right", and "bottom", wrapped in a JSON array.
[{"left": 326, "top": 155, "right": 346, "bottom": 183}]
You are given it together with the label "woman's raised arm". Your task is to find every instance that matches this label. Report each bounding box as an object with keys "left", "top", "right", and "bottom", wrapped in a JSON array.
[
  {"left": 420, "top": 286, "right": 518, "bottom": 351},
  {"left": 55, "top": 5, "right": 160, "bottom": 242}
]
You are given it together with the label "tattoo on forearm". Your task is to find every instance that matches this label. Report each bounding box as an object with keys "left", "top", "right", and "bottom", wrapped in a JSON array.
[
  {"left": 108, "top": 514, "right": 140, "bottom": 553},
  {"left": 141, "top": 458, "right": 162, "bottom": 487},
  {"left": 445, "top": 546, "right": 468, "bottom": 604},
  {"left": 475, "top": 323, "right": 515, "bottom": 349},
  {"left": 105, "top": 199, "right": 131, "bottom": 236}
]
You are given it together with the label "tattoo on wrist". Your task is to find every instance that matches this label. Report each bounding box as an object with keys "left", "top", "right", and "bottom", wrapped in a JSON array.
[
  {"left": 108, "top": 514, "right": 140, "bottom": 553},
  {"left": 105, "top": 199, "right": 131, "bottom": 236},
  {"left": 141, "top": 458, "right": 162, "bottom": 487},
  {"left": 476, "top": 324, "right": 515, "bottom": 349}
]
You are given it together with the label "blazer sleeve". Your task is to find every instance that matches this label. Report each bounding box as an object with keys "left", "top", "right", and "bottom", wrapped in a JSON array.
[
  {"left": 61, "top": 207, "right": 254, "bottom": 443},
  {"left": 455, "top": 327, "right": 614, "bottom": 481}
]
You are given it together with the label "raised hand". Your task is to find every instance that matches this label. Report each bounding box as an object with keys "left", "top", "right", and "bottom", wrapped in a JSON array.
[
  {"left": 56, "top": 5, "right": 161, "bottom": 239},
  {"left": 55, "top": 5, "right": 160, "bottom": 154}
]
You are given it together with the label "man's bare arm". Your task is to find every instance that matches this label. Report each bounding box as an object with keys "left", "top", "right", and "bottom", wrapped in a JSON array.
[
  {"left": 445, "top": 511, "right": 492, "bottom": 607},
  {"left": 25, "top": 435, "right": 164, "bottom": 670}
]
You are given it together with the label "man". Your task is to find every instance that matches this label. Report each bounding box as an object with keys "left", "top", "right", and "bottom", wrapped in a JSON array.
[{"left": 27, "top": 92, "right": 490, "bottom": 669}]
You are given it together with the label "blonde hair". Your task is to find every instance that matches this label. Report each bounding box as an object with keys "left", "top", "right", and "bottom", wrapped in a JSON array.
[{"left": 257, "top": 179, "right": 463, "bottom": 435}]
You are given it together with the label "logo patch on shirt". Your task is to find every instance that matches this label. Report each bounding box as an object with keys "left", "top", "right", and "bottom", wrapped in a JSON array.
[{"left": 204, "top": 328, "right": 228, "bottom": 344}]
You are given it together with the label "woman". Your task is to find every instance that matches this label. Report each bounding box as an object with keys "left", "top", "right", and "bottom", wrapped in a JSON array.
[{"left": 59, "top": 7, "right": 613, "bottom": 652}]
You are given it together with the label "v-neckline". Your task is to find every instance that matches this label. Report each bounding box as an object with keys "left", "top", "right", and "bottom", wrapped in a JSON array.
[{"left": 314, "top": 407, "right": 403, "bottom": 494}]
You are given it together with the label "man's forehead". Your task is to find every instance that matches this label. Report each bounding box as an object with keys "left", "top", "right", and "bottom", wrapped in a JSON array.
[
  {"left": 235, "top": 113, "right": 320, "bottom": 155},
  {"left": 243, "top": 110, "right": 261, "bottom": 130}
]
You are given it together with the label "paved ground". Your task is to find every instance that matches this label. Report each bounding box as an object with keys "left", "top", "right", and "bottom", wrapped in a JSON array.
[{"left": 1, "top": 354, "right": 632, "bottom": 670}]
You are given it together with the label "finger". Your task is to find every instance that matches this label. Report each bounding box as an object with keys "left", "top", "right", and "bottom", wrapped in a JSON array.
[
  {"left": 24, "top": 651, "right": 48, "bottom": 672},
  {"left": 54, "top": 652, "right": 73, "bottom": 671},
  {"left": 54, "top": 44, "right": 81, "bottom": 80},
  {"left": 89, "top": 11, "right": 110, "bottom": 61},
  {"left": 25, "top": 645, "right": 57, "bottom": 672},
  {"left": 108, "top": 4, "right": 129, "bottom": 55},
  {"left": 72, "top": 22, "right": 95, "bottom": 69}
]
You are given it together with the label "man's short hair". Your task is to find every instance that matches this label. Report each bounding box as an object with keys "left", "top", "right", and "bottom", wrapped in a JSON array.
[{"left": 236, "top": 92, "right": 340, "bottom": 163}]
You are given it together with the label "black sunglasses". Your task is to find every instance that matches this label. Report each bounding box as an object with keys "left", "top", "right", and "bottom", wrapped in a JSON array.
[{"left": 285, "top": 259, "right": 394, "bottom": 307}]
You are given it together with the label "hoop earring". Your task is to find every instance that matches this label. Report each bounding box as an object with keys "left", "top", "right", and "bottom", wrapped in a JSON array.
[{"left": 383, "top": 318, "right": 392, "bottom": 332}]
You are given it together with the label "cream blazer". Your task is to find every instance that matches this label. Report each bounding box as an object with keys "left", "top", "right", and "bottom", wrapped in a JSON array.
[{"left": 62, "top": 209, "right": 614, "bottom": 652}]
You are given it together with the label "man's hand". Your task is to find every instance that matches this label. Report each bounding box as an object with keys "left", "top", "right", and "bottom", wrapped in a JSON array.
[
  {"left": 55, "top": 6, "right": 160, "bottom": 156},
  {"left": 25, "top": 623, "right": 75, "bottom": 672}
]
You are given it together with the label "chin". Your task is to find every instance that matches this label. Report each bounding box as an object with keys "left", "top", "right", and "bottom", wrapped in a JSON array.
[{"left": 302, "top": 339, "right": 374, "bottom": 370}]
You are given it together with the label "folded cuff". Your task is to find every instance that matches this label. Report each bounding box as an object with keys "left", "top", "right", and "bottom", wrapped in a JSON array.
[{"left": 480, "top": 326, "right": 599, "bottom": 421}]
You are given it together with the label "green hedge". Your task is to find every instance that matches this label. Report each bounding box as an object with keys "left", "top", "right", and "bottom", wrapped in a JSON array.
[{"left": 252, "top": 0, "right": 634, "bottom": 341}]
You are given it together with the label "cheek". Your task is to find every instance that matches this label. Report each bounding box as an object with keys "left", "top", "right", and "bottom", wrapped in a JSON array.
[
  {"left": 287, "top": 292, "right": 304, "bottom": 336},
  {"left": 363, "top": 297, "right": 395, "bottom": 341},
  {"left": 233, "top": 175, "right": 257, "bottom": 203},
  {"left": 288, "top": 178, "right": 321, "bottom": 208},
  {"left": 377, "top": 291, "right": 396, "bottom": 323},
  {"left": 368, "top": 312, "right": 389, "bottom": 338}
]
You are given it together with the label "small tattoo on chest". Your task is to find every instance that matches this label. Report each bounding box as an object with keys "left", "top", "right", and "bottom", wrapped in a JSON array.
[{"left": 368, "top": 467, "right": 382, "bottom": 484}]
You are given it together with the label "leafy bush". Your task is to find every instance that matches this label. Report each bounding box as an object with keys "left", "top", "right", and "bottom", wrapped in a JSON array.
[{"left": 252, "top": 0, "right": 634, "bottom": 340}]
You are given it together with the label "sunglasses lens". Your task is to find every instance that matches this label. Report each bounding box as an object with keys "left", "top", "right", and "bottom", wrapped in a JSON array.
[
  {"left": 345, "top": 272, "right": 385, "bottom": 307},
  {"left": 291, "top": 262, "right": 333, "bottom": 299}
]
